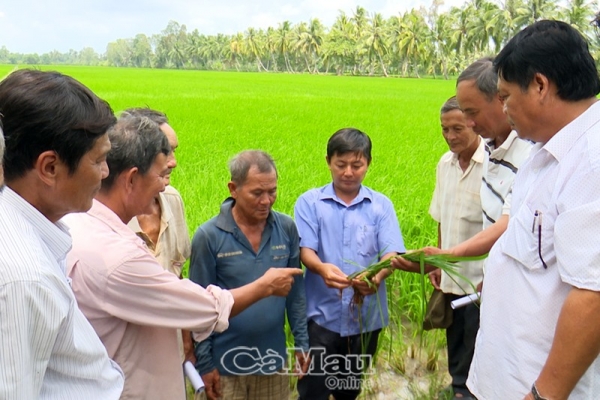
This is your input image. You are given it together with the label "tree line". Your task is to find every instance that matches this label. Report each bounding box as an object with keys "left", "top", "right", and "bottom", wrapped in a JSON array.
[{"left": 2, "top": 0, "right": 599, "bottom": 78}]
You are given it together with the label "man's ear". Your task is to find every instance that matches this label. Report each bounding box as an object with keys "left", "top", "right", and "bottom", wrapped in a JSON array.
[
  {"left": 532, "top": 72, "right": 551, "bottom": 101},
  {"left": 228, "top": 181, "right": 237, "bottom": 198},
  {"left": 35, "top": 150, "right": 62, "bottom": 186},
  {"left": 122, "top": 167, "right": 139, "bottom": 193}
]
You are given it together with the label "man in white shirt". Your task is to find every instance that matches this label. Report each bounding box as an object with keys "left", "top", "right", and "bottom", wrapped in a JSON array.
[
  {"left": 0, "top": 69, "right": 125, "bottom": 399},
  {"left": 467, "top": 20, "right": 600, "bottom": 399},
  {"left": 456, "top": 57, "right": 531, "bottom": 231},
  {"left": 393, "top": 58, "right": 532, "bottom": 272},
  {"left": 428, "top": 97, "right": 485, "bottom": 400}
]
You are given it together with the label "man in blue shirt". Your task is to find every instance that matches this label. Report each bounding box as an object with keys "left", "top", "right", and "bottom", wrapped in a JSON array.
[
  {"left": 190, "top": 150, "right": 309, "bottom": 400},
  {"left": 294, "top": 128, "right": 405, "bottom": 400}
]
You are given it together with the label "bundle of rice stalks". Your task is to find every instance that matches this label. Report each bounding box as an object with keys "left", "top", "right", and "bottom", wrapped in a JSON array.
[
  {"left": 347, "top": 251, "right": 487, "bottom": 309},
  {"left": 348, "top": 251, "right": 487, "bottom": 284}
]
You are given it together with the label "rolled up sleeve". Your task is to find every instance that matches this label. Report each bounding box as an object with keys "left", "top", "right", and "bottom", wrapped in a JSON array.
[{"left": 102, "top": 253, "right": 233, "bottom": 337}]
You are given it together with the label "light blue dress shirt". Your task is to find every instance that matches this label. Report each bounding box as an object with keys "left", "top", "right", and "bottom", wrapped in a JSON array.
[{"left": 294, "top": 183, "right": 405, "bottom": 336}]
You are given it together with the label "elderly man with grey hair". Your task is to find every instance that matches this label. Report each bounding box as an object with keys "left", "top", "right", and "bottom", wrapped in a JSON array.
[
  {"left": 64, "top": 118, "right": 302, "bottom": 400},
  {"left": 190, "top": 150, "right": 309, "bottom": 400}
]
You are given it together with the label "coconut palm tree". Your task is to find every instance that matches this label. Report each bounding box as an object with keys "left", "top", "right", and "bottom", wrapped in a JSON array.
[
  {"left": 274, "top": 21, "right": 295, "bottom": 72},
  {"left": 559, "top": 0, "right": 597, "bottom": 37},
  {"left": 364, "top": 13, "right": 390, "bottom": 76},
  {"left": 245, "top": 27, "right": 267, "bottom": 71},
  {"left": 514, "top": 0, "right": 559, "bottom": 27}
]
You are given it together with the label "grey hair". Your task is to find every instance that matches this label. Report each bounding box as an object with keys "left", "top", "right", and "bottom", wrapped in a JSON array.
[
  {"left": 457, "top": 57, "right": 498, "bottom": 101},
  {"left": 229, "top": 150, "right": 277, "bottom": 185},
  {"left": 121, "top": 107, "right": 168, "bottom": 125},
  {"left": 440, "top": 96, "right": 461, "bottom": 115},
  {"left": 101, "top": 115, "right": 171, "bottom": 191}
]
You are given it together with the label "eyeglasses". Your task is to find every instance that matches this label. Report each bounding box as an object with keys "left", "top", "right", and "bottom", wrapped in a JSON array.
[{"left": 531, "top": 210, "right": 548, "bottom": 269}]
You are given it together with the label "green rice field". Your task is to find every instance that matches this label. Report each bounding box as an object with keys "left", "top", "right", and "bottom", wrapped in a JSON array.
[{"left": 0, "top": 65, "right": 458, "bottom": 397}]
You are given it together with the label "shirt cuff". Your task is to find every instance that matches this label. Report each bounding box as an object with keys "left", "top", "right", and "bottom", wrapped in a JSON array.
[{"left": 192, "top": 285, "right": 233, "bottom": 342}]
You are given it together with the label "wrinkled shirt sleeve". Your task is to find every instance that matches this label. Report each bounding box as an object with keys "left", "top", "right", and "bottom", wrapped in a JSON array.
[
  {"left": 101, "top": 251, "right": 232, "bottom": 338},
  {"left": 294, "top": 194, "right": 319, "bottom": 251},
  {"left": 284, "top": 221, "right": 309, "bottom": 351}
]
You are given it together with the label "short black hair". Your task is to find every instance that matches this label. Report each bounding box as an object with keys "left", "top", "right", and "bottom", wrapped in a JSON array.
[
  {"left": 327, "top": 128, "right": 372, "bottom": 164},
  {"left": 494, "top": 20, "right": 600, "bottom": 101},
  {"left": 0, "top": 69, "right": 116, "bottom": 182},
  {"left": 101, "top": 115, "right": 171, "bottom": 191}
]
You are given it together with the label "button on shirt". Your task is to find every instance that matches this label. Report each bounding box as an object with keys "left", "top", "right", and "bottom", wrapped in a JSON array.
[
  {"left": 64, "top": 200, "right": 234, "bottom": 400},
  {"left": 429, "top": 139, "right": 485, "bottom": 295},
  {"left": 481, "top": 131, "right": 532, "bottom": 228},
  {"left": 294, "top": 184, "right": 405, "bottom": 337},
  {"left": 190, "top": 198, "right": 308, "bottom": 376},
  {"left": 0, "top": 187, "right": 124, "bottom": 400},
  {"left": 468, "top": 101, "right": 600, "bottom": 399}
]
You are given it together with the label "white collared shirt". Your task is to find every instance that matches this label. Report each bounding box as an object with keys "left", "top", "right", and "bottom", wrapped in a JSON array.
[
  {"left": 481, "top": 131, "right": 532, "bottom": 228},
  {"left": 0, "top": 187, "right": 124, "bottom": 400},
  {"left": 429, "top": 138, "right": 486, "bottom": 294},
  {"left": 128, "top": 185, "right": 191, "bottom": 277},
  {"left": 468, "top": 101, "right": 600, "bottom": 398}
]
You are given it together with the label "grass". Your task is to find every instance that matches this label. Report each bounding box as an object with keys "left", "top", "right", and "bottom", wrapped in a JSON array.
[{"left": 0, "top": 65, "right": 457, "bottom": 398}]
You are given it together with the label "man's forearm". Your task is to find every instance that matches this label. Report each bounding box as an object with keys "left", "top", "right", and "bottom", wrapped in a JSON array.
[
  {"left": 229, "top": 280, "right": 270, "bottom": 317},
  {"left": 533, "top": 287, "right": 600, "bottom": 399},
  {"left": 376, "top": 252, "right": 398, "bottom": 281},
  {"left": 299, "top": 247, "right": 325, "bottom": 275},
  {"left": 451, "top": 215, "right": 508, "bottom": 257}
]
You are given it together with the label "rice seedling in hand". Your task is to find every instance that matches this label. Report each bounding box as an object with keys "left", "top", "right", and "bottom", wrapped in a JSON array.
[{"left": 347, "top": 251, "right": 487, "bottom": 324}]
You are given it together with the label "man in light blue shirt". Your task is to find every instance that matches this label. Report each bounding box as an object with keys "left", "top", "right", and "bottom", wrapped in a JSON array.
[{"left": 294, "top": 128, "right": 405, "bottom": 400}]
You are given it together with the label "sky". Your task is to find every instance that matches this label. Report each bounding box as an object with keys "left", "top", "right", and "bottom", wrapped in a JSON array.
[{"left": 0, "top": 0, "right": 467, "bottom": 55}]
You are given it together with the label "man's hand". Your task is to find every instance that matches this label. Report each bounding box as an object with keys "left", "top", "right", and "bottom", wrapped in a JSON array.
[
  {"left": 391, "top": 256, "right": 420, "bottom": 272},
  {"left": 182, "top": 330, "right": 196, "bottom": 364},
  {"left": 318, "top": 263, "right": 351, "bottom": 289},
  {"left": 351, "top": 269, "right": 390, "bottom": 296},
  {"left": 294, "top": 351, "right": 311, "bottom": 379},
  {"left": 261, "top": 268, "right": 304, "bottom": 297},
  {"left": 429, "top": 268, "right": 442, "bottom": 290},
  {"left": 476, "top": 280, "right": 483, "bottom": 293},
  {"left": 202, "top": 368, "right": 222, "bottom": 400},
  {"left": 391, "top": 247, "right": 445, "bottom": 273}
]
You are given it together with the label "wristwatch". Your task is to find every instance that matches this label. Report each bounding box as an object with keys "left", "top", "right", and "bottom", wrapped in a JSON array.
[{"left": 531, "top": 382, "right": 549, "bottom": 400}]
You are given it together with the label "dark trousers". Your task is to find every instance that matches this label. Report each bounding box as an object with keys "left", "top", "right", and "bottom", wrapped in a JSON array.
[
  {"left": 297, "top": 320, "right": 381, "bottom": 400},
  {"left": 446, "top": 293, "right": 480, "bottom": 397}
]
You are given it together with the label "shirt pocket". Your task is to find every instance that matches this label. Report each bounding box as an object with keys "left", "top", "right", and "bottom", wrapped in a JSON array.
[
  {"left": 357, "top": 224, "right": 378, "bottom": 257},
  {"left": 270, "top": 250, "right": 290, "bottom": 267},
  {"left": 502, "top": 203, "right": 554, "bottom": 271},
  {"left": 459, "top": 190, "right": 483, "bottom": 224}
]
